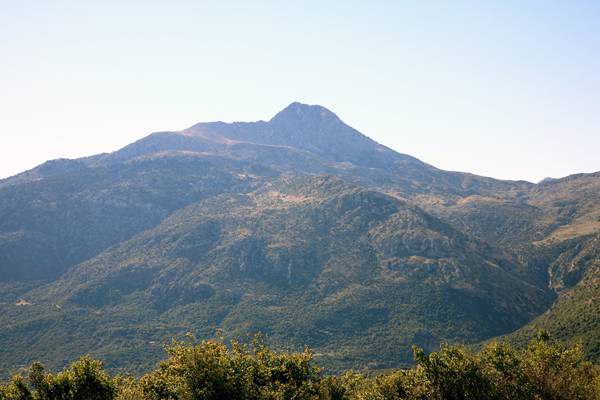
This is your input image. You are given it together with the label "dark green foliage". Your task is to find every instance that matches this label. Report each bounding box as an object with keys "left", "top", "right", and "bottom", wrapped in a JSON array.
[
  {"left": 506, "top": 237, "right": 600, "bottom": 363},
  {"left": 2, "top": 337, "right": 599, "bottom": 400},
  {"left": 0, "top": 177, "right": 553, "bottom": 377},
  {"left": 140, "top": 336, "right": 320, "bottom": 400},
  {"left": 0, "top": 357, "right": 114, "bottom": 400},
  {"left": 413, "top": 344, "right": 492, "bottom": 399}
]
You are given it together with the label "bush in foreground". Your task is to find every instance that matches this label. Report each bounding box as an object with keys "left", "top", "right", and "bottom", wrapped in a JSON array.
[{"left": 2, "top": 333, "right": 600, "bottom": 400}]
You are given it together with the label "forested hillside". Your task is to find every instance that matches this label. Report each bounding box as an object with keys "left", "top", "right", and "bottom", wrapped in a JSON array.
[
  {"left": 0, "top": 176, "right": 551, "bottom": 376},
  {"left": 1, "top": 102, "right": 599, "bottom": 379}
]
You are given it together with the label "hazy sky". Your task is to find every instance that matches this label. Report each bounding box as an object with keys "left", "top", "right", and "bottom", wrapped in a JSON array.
[{"left": 1, "top": 1, "right": 599, "bottom": 182}]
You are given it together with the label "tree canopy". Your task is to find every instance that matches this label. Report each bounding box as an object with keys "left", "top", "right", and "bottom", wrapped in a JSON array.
[{"left": 2, "top": 334, "right": 599, "bottom": 400}]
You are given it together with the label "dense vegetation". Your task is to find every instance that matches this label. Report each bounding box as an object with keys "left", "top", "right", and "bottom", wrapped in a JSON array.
[
  {"left": 0, "top": 177, "right": 552, "bottom": 376},
  {"left": 2, "top": 334, "right": 599, "bottom": 400},
  {"left": 507, "top": 241, "right": 600, "bottom": 361},
  {"left": 1, "top": 102, "right": 600, "bottom": 377}
]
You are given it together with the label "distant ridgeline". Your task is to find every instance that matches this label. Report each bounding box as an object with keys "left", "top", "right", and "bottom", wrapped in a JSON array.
[{"left": 0, "top": 102, "right": 599, "bottom": 378}]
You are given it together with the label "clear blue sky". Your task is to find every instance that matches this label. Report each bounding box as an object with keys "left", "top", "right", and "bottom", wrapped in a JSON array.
[{"left": 1, "top": 1, "right": 599, "bottom": 182}]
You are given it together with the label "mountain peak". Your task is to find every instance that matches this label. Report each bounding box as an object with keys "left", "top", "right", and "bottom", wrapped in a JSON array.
[{"left": 269, "top": 102, "right": 341, "bottom": 124}]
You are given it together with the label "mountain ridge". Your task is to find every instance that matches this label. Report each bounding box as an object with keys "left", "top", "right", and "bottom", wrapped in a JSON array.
[
  {"left": 2, "top": 103, "right": 535, "bottom": 198},
  {"left": 0, "top": 102, "right": 598, "bottom": 377}
]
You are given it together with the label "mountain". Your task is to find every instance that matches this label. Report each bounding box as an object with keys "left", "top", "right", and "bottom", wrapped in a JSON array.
[
  {"left": 423, "top": 171, "right": 600, "bottom": 356},
  {"left": 504, "top": 233, "right": 600, "bottom": 360},
  {"left": 0, "top": 176, "right": 552, "bottom": 375},
  {"left": 0, "top": 154, "right": 274, "bottom": 283},
  {"left": 0, "top": 102, "right": 530, "bottom": 287},
  {"left": 6, "top": 102, "right": 528, "bottom": 198},
  {"left": 0, "top": 102, "right": 598, "bottom": 377}
]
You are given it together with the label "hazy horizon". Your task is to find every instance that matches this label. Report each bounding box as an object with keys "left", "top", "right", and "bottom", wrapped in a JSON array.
[{"left": 2, "top": 1, "right": 599, "bottom": 182}]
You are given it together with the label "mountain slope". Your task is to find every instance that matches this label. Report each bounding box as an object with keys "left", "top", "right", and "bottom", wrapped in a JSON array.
[
  {"left": 0, "top": 102, "right": 598, "bottom": 377},
  {"left": 0, "top": 102, "right": 533, "bottom": 297},
  {"left": 0, "top": 176, "right": 552, "bottom": 376},
  {"left": 0, "top": 154, "right": 277, "bottom": 285},
  {"left": 505, "top": 234, "right": 600, "bottom": 360},
  {"left": 424, "top": 171, "right": 600, "bottom": 356}
]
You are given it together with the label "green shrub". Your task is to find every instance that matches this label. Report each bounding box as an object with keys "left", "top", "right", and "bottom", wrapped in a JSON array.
[
  {"left": 141, "top": 336, "right": 320, "bottom": 400},
  {"left": 2, "top": 335, "right": 600, "bottom": 400}
]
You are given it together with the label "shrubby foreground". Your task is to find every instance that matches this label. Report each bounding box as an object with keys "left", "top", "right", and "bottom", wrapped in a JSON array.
[{"left": 2, "top": 333, "right": 600, "bottom": 400}]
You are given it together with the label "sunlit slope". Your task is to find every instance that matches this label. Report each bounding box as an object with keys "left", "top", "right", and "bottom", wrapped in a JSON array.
[{"left": 0, "top": 176, "right": 552, "bottom": 375}]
